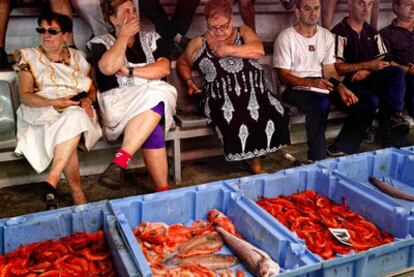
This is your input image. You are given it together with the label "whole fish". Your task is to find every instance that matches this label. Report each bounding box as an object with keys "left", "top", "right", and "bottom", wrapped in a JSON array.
[
  {"left": 208, "top": 210, "right": 240, "bottom": 237},
  {"left": 165, "top": 254, "right": 238, "bottom": 270},
  {"left": 178, "top": 232, "right": 223, "bottom": 254},
  {"left": 368, "top": 177, "right": 414, "bottom": 201},
  {"left": 216, "top": 226, "right": 280, "bottom": 277},
  {"left": 161, "top": 232, "right": 224, "bottom": 263}
]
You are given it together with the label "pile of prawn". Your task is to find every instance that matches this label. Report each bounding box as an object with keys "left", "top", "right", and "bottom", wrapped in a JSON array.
[
  {"left": 0, "top": 231, "right": 117, "bottom": 276},
  {"left": 257, "top": 190, "right": 394, "bottom": 259}
]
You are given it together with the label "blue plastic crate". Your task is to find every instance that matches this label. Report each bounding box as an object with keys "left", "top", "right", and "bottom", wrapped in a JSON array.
[
  {"left": 318, "top": 148, "right": 414, "bottom": 215},
  {"left": 401, "top": 146, "right": 414, "bottom": 154},
  {"left": 226, "top": 165, "right": 414, "bottom": 277},
  {"left": 0, "top": 201, "right": 139, "bottom": 277},
  {"left": 109, "top": 183, "right": 322, "bottom": 277}
]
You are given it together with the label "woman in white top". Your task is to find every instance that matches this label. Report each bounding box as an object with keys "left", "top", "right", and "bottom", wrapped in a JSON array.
[
  {"left": 87, "top": 0, "right": 177, "bottom": 191},
  {"left": 16, "top": 12, "right": 102, "bottom": 209}
]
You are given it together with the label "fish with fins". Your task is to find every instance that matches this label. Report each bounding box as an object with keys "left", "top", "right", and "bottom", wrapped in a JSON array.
[
  {"left": 164, "top": 253, "right": 239, "bottom": 270},
  {"left": 368, "top": 176, "right": 414, "bottom": 201},
  {"left": 215, "top": 226, "right": 280, "bottom": 277}
]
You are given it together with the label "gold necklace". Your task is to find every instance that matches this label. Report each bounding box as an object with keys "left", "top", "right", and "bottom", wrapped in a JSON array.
[{"left": 40, "top": 46, "right": 67, "bottom": 63}]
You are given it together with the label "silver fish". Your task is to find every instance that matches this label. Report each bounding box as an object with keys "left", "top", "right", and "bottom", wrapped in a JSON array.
[
  {"left": 165, "top": 254, "right": 238, "bottom": 270},
  {"left": 178, "top": 232, "right": 223, "bottom": 254},
  {"left": 216, "top": 226, "right": 280, "bottom": 277}
]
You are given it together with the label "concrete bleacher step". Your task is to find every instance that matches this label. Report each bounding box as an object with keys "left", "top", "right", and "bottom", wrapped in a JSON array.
[{"left": 5, "top": 0, "right": 395, "bottom": 53}]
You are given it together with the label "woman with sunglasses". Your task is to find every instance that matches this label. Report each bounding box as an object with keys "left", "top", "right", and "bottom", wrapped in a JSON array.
[
  {"left": 177, "top": 0, "right": 290, "bottom": 174},
  {"left": 87, "top": 0, "right": 176, "bottom": 191},
  {"left": 15, "top": 12, "right": 102, "bottom": 210}
]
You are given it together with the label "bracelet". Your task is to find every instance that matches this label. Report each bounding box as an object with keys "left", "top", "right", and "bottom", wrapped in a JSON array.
[{"left": 128, "top": 66, "right": 134, "bottom": 77}]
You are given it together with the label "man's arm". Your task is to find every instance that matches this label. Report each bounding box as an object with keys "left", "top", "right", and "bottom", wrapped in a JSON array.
[
  {"left": 277, "top": 68, "right": 334, "bottom": 90},
  {"left": 323, "top": 63, "right": 359, "bottom": 105}
]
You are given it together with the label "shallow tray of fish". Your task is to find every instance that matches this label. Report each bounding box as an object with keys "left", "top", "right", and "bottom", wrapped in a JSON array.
[
  {"left": 109, "top": 182, "right": 322, "bottom": 277},
  {"left": 0, "top": 200, "right": 139, "bottom": 276},
  {"left": 225, "top": 165, "right": 414, "bottom": 277}
]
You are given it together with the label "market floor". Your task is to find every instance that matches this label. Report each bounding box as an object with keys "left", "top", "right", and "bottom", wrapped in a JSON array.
[{"left": 0, "top": 137, "right": 410, "bottom": 219}]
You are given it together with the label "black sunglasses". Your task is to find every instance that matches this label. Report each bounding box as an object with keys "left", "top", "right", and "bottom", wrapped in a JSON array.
[{"left": 35, "top": 27, "right": 62, "bottom": 35}]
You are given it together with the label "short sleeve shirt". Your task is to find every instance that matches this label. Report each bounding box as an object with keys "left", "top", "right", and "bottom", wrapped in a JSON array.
[
  {"left": 331, "top": 17, "right": 387, "bottom": 63},
  {"left": 89, "top": 32, "right": 171, "bottom": 93},
  {"left": 380, "top": 21, "right": 414, "bottom": 66},
  {"left": 273, "top": 25, "right": 336, "bottom": 78}
]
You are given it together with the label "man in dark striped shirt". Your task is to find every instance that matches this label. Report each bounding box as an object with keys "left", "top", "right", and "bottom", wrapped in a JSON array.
[
  {"left": 331, "top": 0, "right": 409, "bottom": 147},
  {"left": 380, "top": 0, "right": 414, "bottom": 119}
]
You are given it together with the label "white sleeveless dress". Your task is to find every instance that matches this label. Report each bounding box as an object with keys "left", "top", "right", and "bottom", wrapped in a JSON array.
[{"left": 15, "top": 47, "right": 103, "bottom": 173}]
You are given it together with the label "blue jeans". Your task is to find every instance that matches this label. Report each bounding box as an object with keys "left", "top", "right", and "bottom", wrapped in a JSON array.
[
  {"left": 283, "top": 87, "right": 378, "bottom": 161},
  {"left": 344, "top": 66, "right": 406, "bottom": 122}
]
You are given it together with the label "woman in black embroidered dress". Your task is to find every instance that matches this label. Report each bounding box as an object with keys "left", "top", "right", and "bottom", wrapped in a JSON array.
[{"left": 177, "top": 0, "right": 290, "bottom": 174}]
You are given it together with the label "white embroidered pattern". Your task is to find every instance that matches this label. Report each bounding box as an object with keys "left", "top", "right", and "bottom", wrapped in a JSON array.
[
  {"left": 116, "top": 75, "right": 135, "bottom": 88},
  {"left": 222, "top": 88, "right": 235, "bottom": 124},
  {"left": 247, "top": 72, "right": 259, "bottom": 120},
  {"left": 139, "top": 32, "right": 158, "bottom": 63},
  {"left": 265, "top": 120, "right": 275, "bottom": 150},
  {"left": 204, "top": 97, "right": 211, "bottom": 123},
  {"left": 225, "top": 145, "right": 284, "bottom": 161},
  {"left": 235, "top": 76, "right": 241, "bottom": 96},
  {"left": 238, "top": 124, "right": 249, "bottom": 154},
  {"left": 268, "top": 92, "right": 284, "bottom": 115},
  {"left": 219, "top": 57, "right": 244, "bottom": 74},
  {"left": 199, "top": 58, "right": 217, "bottom": 82},
  {"left": 209, "top": 83, "right": 216, "bottom": 99},
  {"left": 249, "top": 59, "right": 263, "bottom": 70}
]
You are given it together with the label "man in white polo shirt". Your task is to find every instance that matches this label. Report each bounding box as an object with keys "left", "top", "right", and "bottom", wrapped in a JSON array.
[{"left": 273, "top": 0, "right": 379, "bottom": 161}]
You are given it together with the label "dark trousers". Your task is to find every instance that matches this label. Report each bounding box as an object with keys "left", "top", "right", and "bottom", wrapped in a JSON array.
[
  {"left": 139, "top": 0, "right": 200, "bottom": 41},
  {"left": 344, "top": 66, "right": 406, "bottom": 122},
  {"left": 282, "top": 88, "right": 378, "bottom": 161},
  {"left": 405, "top": 74, "right": 414, "bottom": 118}
]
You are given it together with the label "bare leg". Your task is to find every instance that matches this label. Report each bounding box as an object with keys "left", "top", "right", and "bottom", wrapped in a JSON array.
[
  {"left": 50, "top": 0, "right": 75, "bottom": 46},
  {"left": 143, "top": 148, "right": 169, "bottom": 190},
  {"left": 62, "top": 150, "right": 87, "bottom": 205},
  {"left": 46, "top": 135, "right": 81, "bottom": 187},
  {"left": 370, "top": 0, "right": 380, "bottom": 30},
  {"left": 0, "top": 0, "right": 10, "bottom": 49},
  {"left": 238, "top": 0, "right": 256, "bottom": 32},
  {"left": 321, "top": 0, "right": 337, "bottom": 29},
  {"left": 122, "top": 110, "right": 162, "bottom": 155}
]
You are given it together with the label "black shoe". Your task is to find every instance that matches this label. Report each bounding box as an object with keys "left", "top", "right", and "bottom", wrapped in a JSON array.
[
  {"left": 41, "top": 182, "right": 58, "bottom": 210},
  {"left": 0, "top": 49, "right": 9, "bottom": 69},
  {"left": 98, "top": 163, "right": 125, "bottom": 189},
  {"left": 327, "top": 145, "right": 347, "bottom": 157},
  {"left": 383, "top": 112, "right": 410, "bottom": 144},
  {"left": 363, "top": 124, "right": 377, "bottom": 144}
]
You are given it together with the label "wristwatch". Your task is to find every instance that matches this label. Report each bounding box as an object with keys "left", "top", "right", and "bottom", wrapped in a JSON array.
[{"left": 128, "top": 67, "right": 134, "bottom": 77}]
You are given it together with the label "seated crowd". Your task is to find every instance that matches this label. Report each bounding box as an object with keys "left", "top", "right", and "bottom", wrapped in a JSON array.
[{"left": 2, "top": 0, "right": 414, "bottom": 210}]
